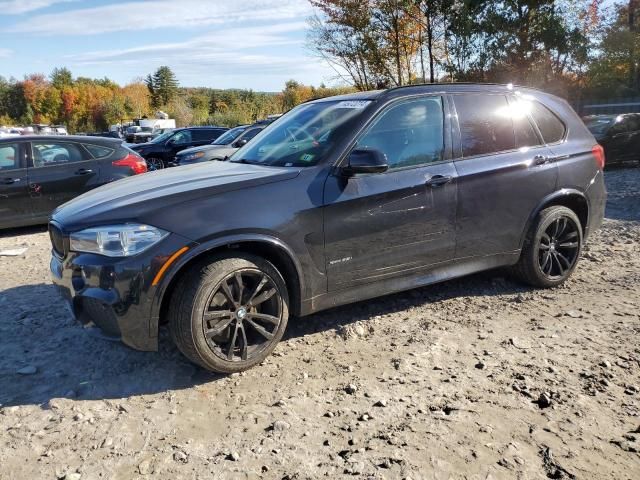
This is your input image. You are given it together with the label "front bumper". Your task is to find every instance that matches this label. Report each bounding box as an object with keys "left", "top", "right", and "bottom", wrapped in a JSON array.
[{"left": 50, "top": 232, "right": 192, "bottom": 351}]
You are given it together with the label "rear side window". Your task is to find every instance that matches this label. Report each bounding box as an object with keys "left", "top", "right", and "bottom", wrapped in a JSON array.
[
  {"left": 31, "top": 141, "right": 90, "bottom": 167},
  {"left": 356, "top": 96, "right": 445, "bottom": 169},
  {"left": 192, "top": 129, "right": 223, "bottom": 141},
  {"left": 84, "top": 144, "right": 114, "bottom": 159},
  {"left": 510, "top": 101, "right": 542, "bottom": 149},
  {"left": 454, "top": 95, "right": 515, "bottom": 157},
  {"left": 530, "top": 102, "right": 566, "bottom": 144},
  {"left": 0, "top": 144, "right": 19, "bottom": 170}
]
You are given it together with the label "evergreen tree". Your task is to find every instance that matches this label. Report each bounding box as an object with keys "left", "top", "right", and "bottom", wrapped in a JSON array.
[{"left": 145, "top": 66, "right": 179, "bottom": 109}]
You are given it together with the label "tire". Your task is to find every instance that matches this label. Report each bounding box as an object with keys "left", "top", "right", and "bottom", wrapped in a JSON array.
[
  {"left": 168, "top": 253, "right": 289, "bottom": 373},
  {"left": 512, "top": 206, "right": 583, "bottom": 288},
  {"left": 146, "top": 157, "right": 164, "bottom": 171}
]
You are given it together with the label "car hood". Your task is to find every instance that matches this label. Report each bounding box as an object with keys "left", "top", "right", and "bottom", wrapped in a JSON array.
[
  {"left": 128, "top": 141, "right": 155, "bottom": 150},
  {"left": 177, "top": 144, "right": 229, "bottom": 156},
  {"left": 52, "top": 161, "right": 301, "bottom": 231}
]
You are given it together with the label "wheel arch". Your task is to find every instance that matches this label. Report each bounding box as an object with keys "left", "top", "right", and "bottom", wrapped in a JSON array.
[
  {"left": 519, "top": 189, "right": 590, "bottom": 250},
  {"left": 152, "top": 234, "right": 304, "bottom": 328}
]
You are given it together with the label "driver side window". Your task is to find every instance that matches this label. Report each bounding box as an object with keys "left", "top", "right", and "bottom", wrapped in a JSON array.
[
  {"left": 171, "top": 130, "right": 192, "bottom": 145},
  {"left": 356, "top": 97, "right": 444, "bottom": 170}
]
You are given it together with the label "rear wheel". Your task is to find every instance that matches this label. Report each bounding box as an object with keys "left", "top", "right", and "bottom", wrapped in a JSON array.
[
  {"left": 146, "top": 157, "right": 164, "bottom": 171},
  {"left": 169, "top": 253, "right": 289, "bottom": 373},
  {"left": 512, "top": 206, "right": 583, "bottom": 288}
]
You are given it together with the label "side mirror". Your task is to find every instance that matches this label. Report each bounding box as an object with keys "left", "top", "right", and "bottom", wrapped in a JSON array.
[
  {"left": 234, "top": 138, "right": 249, "bottom": 148},
  {"left": 166, "top": 138, "right": 176, "bottom": 146},
  {"left": 342, "top": 149, "right": 388, "bottom": 176}
]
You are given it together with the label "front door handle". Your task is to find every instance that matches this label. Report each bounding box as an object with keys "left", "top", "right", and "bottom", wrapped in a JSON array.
[
  {"left": 2, "top": 177, "right": 19, "bottom": 185},
  {"left": 75, "top": 168, "right": 93, "bottom": 175},
  {"left": 425, "top": 175, "right": 452, "bottom": 187}
]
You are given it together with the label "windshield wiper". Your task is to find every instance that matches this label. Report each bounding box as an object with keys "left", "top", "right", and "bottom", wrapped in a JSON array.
[{"left": 230, "top": 158, "right": 260, "bottom": 165}]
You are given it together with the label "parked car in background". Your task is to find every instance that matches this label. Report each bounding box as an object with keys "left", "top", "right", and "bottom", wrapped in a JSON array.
[
  {"left": 128, "top": 126, "right": 228, "bottom": 170},
  {"left": 583, "top": 113, "right": 640, "bottom": 166},
  {"left": 0, "top": 136, "right": 147, "bottom": 229},
  {"left": 134, "top": 127, "right": 175, "bottom": 144},
  {"left": 0, "top": 128, "right": 21, "bottom": 138},
  {"left": 171, "top": 124, "right": 264, "bottom": 167},
  {"left": 125, "top": 126, "right": 142, "bottom": 143},
  {"left": 49, "top": 84, "right": 606, "bottom": 373}
]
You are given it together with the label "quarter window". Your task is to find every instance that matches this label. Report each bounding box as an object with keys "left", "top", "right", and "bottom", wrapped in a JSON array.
[
  {"left": 454, "top": 94, "right": 515, "bottom": 157},
  {"left": 0, "top": 144, "right": 19, "bottom": 170},
  {"left": 530, "top": 102, "right": 566, "bottom": 144},
  {"left": 356, "top": 97, "right": 445, "bottom": 169},
  {"left": 84, "top": 144, "right": 114, "bottom": 158},
  {"left": 31, "top": 142, "right": 89, "bottom": 167}
]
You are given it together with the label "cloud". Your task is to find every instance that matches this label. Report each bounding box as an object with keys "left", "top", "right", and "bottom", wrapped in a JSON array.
[
  {"left": 0, "top": 0, "right": 76, "bottom": 15},
  {"left": 0, "top": 48, "right": 13, "bottom": 58},
  {"left": 10, "top": 0, "right": 313, "bottom": 35},
  {"left": 63, "top": 21, "right": 332, "bottom": 89}
]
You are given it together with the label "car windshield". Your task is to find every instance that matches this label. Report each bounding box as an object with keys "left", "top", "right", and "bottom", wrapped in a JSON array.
[
  {"left": 212, "top": 126, "right": 247, "bottom": 145},
  {"left": 150, "top": 131, "right": 175, "bottom": 143},
  {"left": 229, "top": 100, "right": 372, "bottom": 167},
  {"left": 584, "top": 117, "right": 615, "bottom": 135}
]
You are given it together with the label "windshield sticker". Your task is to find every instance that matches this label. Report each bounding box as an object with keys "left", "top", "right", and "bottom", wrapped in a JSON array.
[
  {"left": 335, "top": 100, "right": 371, "bottom": 109},
  {"left": 300, "top": 153, "right": 315, "bottom": 162}
]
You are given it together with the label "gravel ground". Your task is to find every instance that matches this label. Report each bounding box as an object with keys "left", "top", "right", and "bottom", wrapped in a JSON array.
[{"left": 0, "top": 168, "right": 639, "bottom": 480}]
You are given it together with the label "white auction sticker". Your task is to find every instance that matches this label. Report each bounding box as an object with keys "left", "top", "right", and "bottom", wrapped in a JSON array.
[{"left": 335, "top": 100, "right": 371, "bottom": 109}]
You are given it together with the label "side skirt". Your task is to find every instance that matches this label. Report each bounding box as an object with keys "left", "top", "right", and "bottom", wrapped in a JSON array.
[{"left": 301, "top": 251, "right": 521, "bottom": 316}]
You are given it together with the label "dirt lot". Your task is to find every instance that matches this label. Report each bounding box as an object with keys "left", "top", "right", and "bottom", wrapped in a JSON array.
[{"left": 0, "top": 168, "right": 639, "bottom": 480}]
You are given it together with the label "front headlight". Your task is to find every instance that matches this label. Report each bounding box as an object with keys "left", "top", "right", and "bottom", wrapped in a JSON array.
[
  {"left": 70, "top": 224, "right": 169, "bottom": 257},
  {"left": 183, "top": 151, "right": 205, "bottom": 161}
]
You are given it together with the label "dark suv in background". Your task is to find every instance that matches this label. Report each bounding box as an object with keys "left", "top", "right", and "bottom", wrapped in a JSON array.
[
  {"left": 129, "top": 126, "right": 228, "bottom": 170},
  {"left": 1, "top": 136, "right": 146, "bottom": 229},
  {"left": 50, "top": 84, "right": 606, "bottom": 374},
  {"left": 584, "top": 113, "right": 640, "bottom": 165}
]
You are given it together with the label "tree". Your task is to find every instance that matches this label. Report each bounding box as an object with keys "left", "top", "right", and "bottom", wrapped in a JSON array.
[
  {"left": 145, "top": 66, "right": 179, "bottom": 109},
  {"left": 587, "top": 1, "right": 640, "bottom": 96},
  {"left": 50, "top": 67, "right": 73, "bottom": 89}
]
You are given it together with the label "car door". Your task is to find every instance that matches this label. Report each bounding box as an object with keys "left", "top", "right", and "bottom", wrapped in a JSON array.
[
  {"left": 166, "top": 129, "right": 193, "bottom": 160},
  {"left": 0, "top": 141, "right": 32, "bottom": 227},
  {"left": 605, "top": 116, "right": 632, "bottom": 163},
  {"left": 323, "top": 95, "right": 457, "bottom": 291},
  {"left": 27, "top": 140, "right": 101, "bottom": 219},
  {"left": 626, "top": 114, "right": 640, "bottom": 162},
  {"left": 451, "top": 93, "right": 558, "bottom": 258}
]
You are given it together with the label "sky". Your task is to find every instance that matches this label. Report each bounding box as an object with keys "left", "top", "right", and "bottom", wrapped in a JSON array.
[{"left": 0, "top": 0, "right": 336, "bottom": 91}]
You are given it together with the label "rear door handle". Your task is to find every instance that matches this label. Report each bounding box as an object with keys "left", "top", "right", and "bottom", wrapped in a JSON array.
[
  {"left": 533, "top": 155, "right": 555, "bottom": 165},
  {"left": 75, "top": 168, "right": 93, "bottom": 175},
  {"left": 425, "top": 175, "right": 452, "bottom": 187},
  {"left": 2, "top": 177, "right": 19, "bottom": 185}
]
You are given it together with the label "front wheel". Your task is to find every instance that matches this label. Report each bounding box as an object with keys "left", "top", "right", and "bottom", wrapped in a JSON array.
[
  {"left": 168, "top": 253, "right": 289, "bottom": 373},
  {"left": 512, "top": 206, "right": 583, "bottom": 288},
  {"left": 146, "top": 157, "right": 164, "bottom": 171}
]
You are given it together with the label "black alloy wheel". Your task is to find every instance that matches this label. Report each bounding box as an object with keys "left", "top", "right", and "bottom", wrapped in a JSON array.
[
  {"left": 512, "top": 205, "right": 583, "bottom": 288},
  {"left": 169, "top": 254, "right": 289, "bottom": 373},
  {"left": 146, "top": 157, "right": 164, "bottom": 171},
  {"left": 537, "top": 216, "right": 581, "bottom": 280},
  {"left": 202, "top": 269, "right": 283, "bottom": 363}
]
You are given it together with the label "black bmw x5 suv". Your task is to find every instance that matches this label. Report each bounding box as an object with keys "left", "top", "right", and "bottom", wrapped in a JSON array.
[{"left": 50, "top": 84, "right": 607, "bottom": 373}]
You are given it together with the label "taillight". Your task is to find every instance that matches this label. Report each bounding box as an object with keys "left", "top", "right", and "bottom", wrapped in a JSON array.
[
  {"left": 592, "top": 144, "right": 605, "bottom": 170},
  {"left": 113, "top": 153, "right": 147, "bottom": 175}
]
